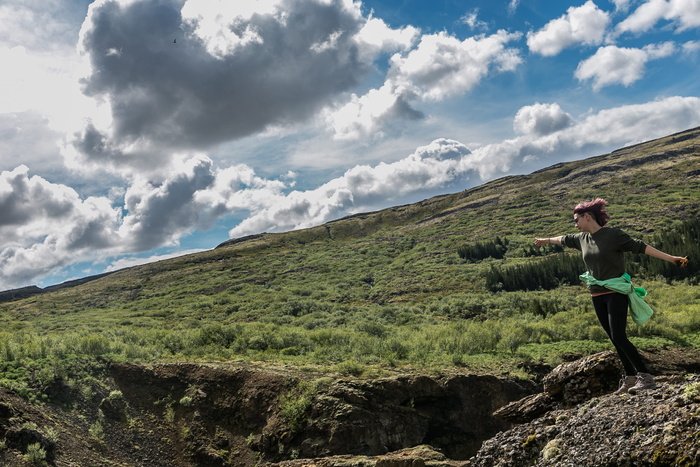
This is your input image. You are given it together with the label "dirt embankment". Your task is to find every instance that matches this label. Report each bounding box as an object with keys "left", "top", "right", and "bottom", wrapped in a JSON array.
[{"left": 0, "top": 361, "right": 536, "bottom": 466}]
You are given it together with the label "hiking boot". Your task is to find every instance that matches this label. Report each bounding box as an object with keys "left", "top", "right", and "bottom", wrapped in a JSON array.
[
  {"left": 615, "top": 375, "right": 637, "bottom": 394},
  {"left": 629, "top": 372, "right": 656, "bottom": 393}
]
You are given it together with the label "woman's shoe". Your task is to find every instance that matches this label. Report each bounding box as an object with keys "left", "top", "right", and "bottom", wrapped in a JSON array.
[
  {"left": 615, "top": 375, "right": 637, "bottom": 394},
  {"left": 628, "top": 372, "right": 656, "bottom": 393}
]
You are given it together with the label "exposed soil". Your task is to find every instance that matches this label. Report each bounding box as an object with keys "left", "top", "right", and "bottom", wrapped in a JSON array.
[{"left": 0, "top": 360, "right": 535, "bottom": 466}]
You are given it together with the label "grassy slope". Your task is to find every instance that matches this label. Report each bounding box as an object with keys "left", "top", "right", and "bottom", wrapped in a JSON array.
[{"left": 1, "top": 127, "right": 700, "bottom": 378}]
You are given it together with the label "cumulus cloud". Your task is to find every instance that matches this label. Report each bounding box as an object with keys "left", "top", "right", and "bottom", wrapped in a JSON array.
[
  {"left": 616, "top": 0, "right": 700, "bottom": 35},
  {"left": 0, "top": 156, "right": 295, "bottom": 289},
  {"left": 527, "top": 1, "right": 610, "bottom": 56},
  {"left": 575, "top": 42, "right": 676, "bottom": 90},
  {"left": 0, "top": 165, "right": 121, "bottom": 288},
  {"left": 486, "top": 95, "right": 700, "bottom": 172},
  {"left": 325, "top": 81, "right": 424, "bottom": 141},
  {"left": 559, "top": 96, "right": 700, "bottom": 146},
  {"left": 354, "top": 14, "right": 419, "bottom": 61},
  {"left": 513, "top": 103, "right": 574, "bottom": 136},
  {"left": 73, "top": 0, "right": 374, "bottom": 173},
  {"left": 391, "top": 30, "right": 522, "bottom": 101},
  {"left": 328, "top": 29, "right": 522, "bottom": 139},
  {"left": 230, "top": 138, "right": 475, "bottom": 236},
  {"left": 75, "top": 0, "right": 521, "bottom": 150},
  {"left": 114, "top": 152, "right": 294, "bottom": 252},
  {"left": 118, "top": 155, "right": 217, "bottom": 250}
]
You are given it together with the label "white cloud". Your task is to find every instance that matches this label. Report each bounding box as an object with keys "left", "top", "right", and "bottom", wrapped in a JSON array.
[
  {"left": 575, "top": 42, "right": 676, "bottom": 90},
  {"left": 0, "top": 45, "right": 90, "bottom": 131},
  {"left": 354, "top": 14, "right": 419, "bottom": 61},
  {"left": 327, "top": 29, "right": 522, "bottom": 140},
  {"left": 325, "top": 81, "right": 424, "bottom": 141},
  {"left": 461, "top": 9, "right": 489, "bottom": 31},
  {"left": 0, "top": 6, "right": 100, "bottom": 181},
  {"left": 527, "top": 1, "right": 611, "bottom": 56},
  {"left": 391, "top": 30, "right": 523, "bottom": 101},
  {"left": 229, "top": 138, "right": 475, "bottom": 236},
  {"left": 0, "top": 0, "right": 86, "bottom": 51},
  {"left": 508, "top": 0, "right": 520, "bottom": 16},
  {"left": 0, "top": 112, "right": 64, "bottom": 174},
  {"left": 549, "top": 95, "right": 700, "bottom": 152},
  {"left": 610, "top": 0, "right": 634, "bottom": 12},
  {"left": 0, "top": 153, "right": 299, "bottom": 289},
  {"left": 682, "top": 40, "right": 700, "bottom": 55},
  {"left": 180, "top": 0, "right": 282, "bottom": 58},
  {"left": 500, "top": 95, "right": 700, "bottom": 169},
  {"left": 0, "top": 165, "right": 121, "bottom": 289},
  {"left": 118, "top": 155, "right": 218, "bottom": 250},
  {"left": 513, "top": 103, "right": 574, "bottom": 136},
  {"left": 616, "top": 0, "right": 700, "bottom": 35}
]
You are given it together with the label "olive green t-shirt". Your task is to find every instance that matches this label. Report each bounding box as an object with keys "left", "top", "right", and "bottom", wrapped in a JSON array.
[{"left": 562, "top": 227, "right": 647, "bottom": 294}]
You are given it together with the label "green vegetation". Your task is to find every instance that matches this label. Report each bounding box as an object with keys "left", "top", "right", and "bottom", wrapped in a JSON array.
[
  {"left": 24, "top": 442, "right": 47, "bottom": 466},
  {"left": 1, "top": 127, "right": 700, "bottom": 402},
  {"left": 280, "top": 378, "right": 333, "bottom": 433}
]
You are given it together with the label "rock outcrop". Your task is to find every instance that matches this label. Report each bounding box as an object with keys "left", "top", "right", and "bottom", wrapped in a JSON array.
[
  {"left": 471, "top": 372, "right": 700, "bottom": 466},
  {"left": 471, "top": 347, "right": 700, "bottom": 466}
]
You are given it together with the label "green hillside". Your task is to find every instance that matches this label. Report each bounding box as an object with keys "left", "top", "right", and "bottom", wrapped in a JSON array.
[{"left": 2, "top": 127, "right": 700, "bottom": 395}]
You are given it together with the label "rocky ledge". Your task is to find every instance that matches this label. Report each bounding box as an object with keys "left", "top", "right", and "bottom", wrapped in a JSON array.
[{"left": 471, "top": 348, "right": 700, "bottom": 466}]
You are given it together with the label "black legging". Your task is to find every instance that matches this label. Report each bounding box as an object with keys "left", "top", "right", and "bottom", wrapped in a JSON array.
[{"left": 592, "top": 292, "right": 649, "bottom": 375}]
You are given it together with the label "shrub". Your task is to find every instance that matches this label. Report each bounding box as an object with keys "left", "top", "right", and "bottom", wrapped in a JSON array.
[
  {"left": 24, "top": 443, "right": 47, "bottom": 466},
  {"left": 457, "top": 237, "right": 508, "bottom": 262},
  {"left": 78, "top": 335, "right": 111, "bottom": 356},
  {"left": 279, "top": 381, "right": 318, "bottom": 433},
  {"left": 485, "top": 253, "right": 585, "bottom": 291},
  {"left": 335, "top": 360, "right": 365, "bottom": 376}
]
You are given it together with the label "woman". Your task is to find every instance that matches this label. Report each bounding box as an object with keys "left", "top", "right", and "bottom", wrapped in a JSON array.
[{"left": 534, "top": 198, "right": 688, "bottom": 394}]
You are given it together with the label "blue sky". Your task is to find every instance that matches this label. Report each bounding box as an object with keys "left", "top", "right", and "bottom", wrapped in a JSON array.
[{"left": 1, "top": 0, "right": 699, "bottom": 290}]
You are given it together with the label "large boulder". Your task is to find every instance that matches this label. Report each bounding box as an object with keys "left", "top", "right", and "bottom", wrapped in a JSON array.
[
  {"left": 495, "top": 350, "right": 621, "bottom": 423},
  {"left": 495, "top": 346, "right": 700, "bottom": 424}
]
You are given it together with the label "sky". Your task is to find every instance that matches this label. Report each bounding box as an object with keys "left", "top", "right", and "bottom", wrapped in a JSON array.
[{"left": 1, "top": 0, "right": 699, "bottom": 291}]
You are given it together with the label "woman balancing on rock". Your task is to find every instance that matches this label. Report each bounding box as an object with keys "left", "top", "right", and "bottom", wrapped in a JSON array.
[{"left": 534, "top": 198, "right": 688, "bottom": 394}]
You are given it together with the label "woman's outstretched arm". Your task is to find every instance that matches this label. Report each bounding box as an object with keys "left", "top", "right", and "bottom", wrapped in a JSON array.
[
  {"left": 534, "top": 236, "right": 563, "bottom": 246},
  {"left": 644, "top": 245, "right": 688, "bottom": 266}
]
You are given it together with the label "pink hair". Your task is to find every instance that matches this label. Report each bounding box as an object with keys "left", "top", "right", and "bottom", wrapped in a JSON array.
[{"left": 574, "top": 198, "right": 610, "bottom": 226}]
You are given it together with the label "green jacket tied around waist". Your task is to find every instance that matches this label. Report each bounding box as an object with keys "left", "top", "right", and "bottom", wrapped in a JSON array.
[{"left": 578, "top": 272, "right": 654, "bottom": 325}]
